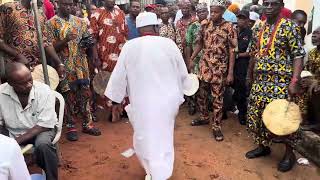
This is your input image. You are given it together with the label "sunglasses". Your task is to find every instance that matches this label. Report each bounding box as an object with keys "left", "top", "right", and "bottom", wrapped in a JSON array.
[{"left": 262, "top": 1, "right": 281, "bottom": 7}]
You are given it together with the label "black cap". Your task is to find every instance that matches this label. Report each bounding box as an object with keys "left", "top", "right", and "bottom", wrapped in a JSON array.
[
  {"left": 155, "top": 0, "right": 167, "bottom": 6},
  {"left": 237, "top": 10, "right": 250, "bottom": 19}
]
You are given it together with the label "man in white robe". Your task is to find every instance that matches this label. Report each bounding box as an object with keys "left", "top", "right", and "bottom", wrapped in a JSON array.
[{"left": 105, "top": 12, "right": 191, "bottom": 180}]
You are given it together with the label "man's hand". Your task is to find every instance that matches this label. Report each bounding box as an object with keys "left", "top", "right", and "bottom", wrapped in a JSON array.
[
  {"left": 92, "top": 50, "right": 101, "bottom": 70},
  {"left": 56, "top": 64, "right": 66, "bottom": 79},
  {"left": 226, "top": 73, "right": 234, "bottom": 86},
  {"left": 111, "top": 104, "right": 123, "bottom": 122},
  {"left": 14, "top": 54, "right": 29, "bottom": 65},
  {"left": 15, "top": 136, "right": 24, "bottom": 145},
  {"left": 301, "top": 77, "right": 312, "bottom": 89},
  {"left": 65, "top": 33, "right": 77, "bottom": 42},
  {"left": 188, "top": 59, "right": 195, "bottom": 72}
]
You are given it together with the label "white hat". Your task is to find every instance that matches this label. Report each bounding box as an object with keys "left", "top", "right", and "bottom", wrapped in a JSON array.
[
  {"left": 136, "top": 12, "right": 160, "bottom": 28},
  {"left": 249, "top": 11, "right": 260, "bottom": 21},
  {"left": 183, "top": 74, "right": 199, "bottom": 96},
  {"left": 301, "top": 70, "right": 313, "bottom": 78}
]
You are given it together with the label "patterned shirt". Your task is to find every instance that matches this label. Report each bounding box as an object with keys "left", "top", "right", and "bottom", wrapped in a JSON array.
[
  {"left": 306, "top": 48, "right": 320, "bottom": 81},
  {"left": 175, "top": 16, "right": 197, "bottom": 54},
  {"left": 197, "top": 20, "right": 238, "bottom": 83},
  {"left": 89, "top": 7, "right": 127, "bottom": 72},
  {"left": 0, "top": 2, "right": 51, "bottom": 68},
  {"left": 185, "top": 20, "right": 202, "bottom": 74},
  {"left": 299, "top": 48, "right": 320, "bottom": 114},
  {"left": 249, "top": 18, "right": 305, "bottom": 101},
  {"left": 159, "top": 23, "right": 175, "bottom": 41},
  {"left": 47, "top": 15, "right": 90, "bottom": 92}
]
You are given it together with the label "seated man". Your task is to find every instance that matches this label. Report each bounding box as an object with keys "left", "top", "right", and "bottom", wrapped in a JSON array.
[
  {"left": 0, "top": 62, "right": 58, "bottom": 180},
  {"left": 301, "top": 26, "right": 320, "bottom": 129}
]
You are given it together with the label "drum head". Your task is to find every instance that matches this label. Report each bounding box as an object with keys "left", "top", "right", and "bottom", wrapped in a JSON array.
[
  {"left": 31, "top": 65, "right": 59, "bottom": 90},
  {"left": 93, "top": 71, "right": 111, "bottom": 96},
  {"left": 262, "top": 99, "right": 302, "bottom": 136}
]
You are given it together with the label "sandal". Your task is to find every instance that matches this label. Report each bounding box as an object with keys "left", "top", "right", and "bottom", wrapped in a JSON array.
[
  {"left": 82, "top": 125, "right": 101, "bottom": 136},
  {"left": 213, "top": 129, "right": 224, "bottom": 142},
  {"left": 191, "top": 119, "right": 209, "bottom": 126},
  {"left": 66, "top": 129, "right": 78, "bottom": 141}
]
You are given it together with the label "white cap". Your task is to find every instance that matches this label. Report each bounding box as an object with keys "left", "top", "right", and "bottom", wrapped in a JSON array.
[
  {"left": 249, "top": 11, "right": 260, "bottom": 21},
  {"left": 301, "top": 70, "right": 313, "bottom": 78},
  {"left": 136, "top": 12, "right": 160, "bottom": 28}
]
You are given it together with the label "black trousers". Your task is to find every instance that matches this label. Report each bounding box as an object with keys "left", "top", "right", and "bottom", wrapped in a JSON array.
[
  {"left": 232, "top": 59, "right": 249, "bottom": 121},
  {"left": 306, "top": 91, "right": 320, "bottom": 125}
]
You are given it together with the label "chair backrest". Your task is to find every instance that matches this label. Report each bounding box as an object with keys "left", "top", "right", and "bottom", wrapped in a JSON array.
[{"left": 51, "top": 91, "right": 65, "bottom": 144}]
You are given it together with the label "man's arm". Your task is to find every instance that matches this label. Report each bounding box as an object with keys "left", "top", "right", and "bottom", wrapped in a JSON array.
[
  {"left": 227, "top": 24, "right": 238, "bottom": 85},
  {"left": 227, "top": 49, "right": 235, "bottom": 84},
  {"left": 247, "top": 56, "right": 255, "bottom": 81},
  {"left": 185, "top": 25, "right": 194, "bottom": 71},
  {"left": 238, "top": 52, "right": 250, "bottom": 58},
  {"left": 104, "top": 44, "right": 128, "bottom": 104},
  {"left": 44, "top": 45, "right": 66, "bottom": 78},
  {"left": 0, "top": 40, "right": 29, "bottom": 64},
  {"left": 44, "top": 45, "right": 62, "bottom": 67},
  {"left": 292, "top": 58, "right": 303, "bottom": 80},
  {"left": 15, "top": 125, "right": 50, "bottom": 145},
  {"left": 288, "top": 23, "right": 306, "bottom": 96}
]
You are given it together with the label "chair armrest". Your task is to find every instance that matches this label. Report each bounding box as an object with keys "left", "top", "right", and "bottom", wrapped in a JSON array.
[{"left": 21, "top": 144, "right": 34, "bottom": 154}]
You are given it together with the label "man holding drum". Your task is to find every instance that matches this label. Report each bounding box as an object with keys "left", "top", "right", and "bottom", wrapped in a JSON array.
[{"left": 246, "top": 0, "right": 305, "bottom": 172}]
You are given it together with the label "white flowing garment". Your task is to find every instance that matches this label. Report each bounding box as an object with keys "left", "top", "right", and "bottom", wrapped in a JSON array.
[{"left": 105, "top": 36, "right": 188, "bottom": 180}]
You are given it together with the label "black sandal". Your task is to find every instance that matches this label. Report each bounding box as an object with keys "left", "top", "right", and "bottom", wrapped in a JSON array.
[
  {"left": 191, "top": 119, "right": 209, "bottom": 126},
  {"left": 82, "top": 125, "right": 101, "bottom": 136},
  {"left": 213, "top": 129, "right": 224, "bottom": 142},
  {"left": 66, "top": 129, "right": 79, "bottom": 141}
]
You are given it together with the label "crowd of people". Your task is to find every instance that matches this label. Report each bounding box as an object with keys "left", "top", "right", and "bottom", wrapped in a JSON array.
[{"left": 0, "top": 0, "right": 320, "bottom": 179}]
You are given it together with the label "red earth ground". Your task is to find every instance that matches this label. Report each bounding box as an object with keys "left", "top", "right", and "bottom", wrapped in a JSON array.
[{"left": 58, "top": 107, "right": 320, "bottom": 180}]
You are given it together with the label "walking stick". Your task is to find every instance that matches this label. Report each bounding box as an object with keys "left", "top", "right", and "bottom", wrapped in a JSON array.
[{"left": 31, "top": 0, "right": 50, "bottom": 86}]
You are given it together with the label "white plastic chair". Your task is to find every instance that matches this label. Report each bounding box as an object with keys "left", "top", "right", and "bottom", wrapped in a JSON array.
[
  {"left": 51, "top": 90, "right": 65, "bottom": 145},
  {"left": 21, "top": 90, "right": 65, "bottom": 153}
]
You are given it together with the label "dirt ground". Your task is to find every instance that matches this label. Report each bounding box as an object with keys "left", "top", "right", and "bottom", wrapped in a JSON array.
[{"left": 59, "top": 107, "right": 320, "bottom": 180}]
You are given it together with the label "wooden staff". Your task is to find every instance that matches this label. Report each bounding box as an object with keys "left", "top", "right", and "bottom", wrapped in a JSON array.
[{"left": 31, "top": 0, "right": 50, "bottom": 86}]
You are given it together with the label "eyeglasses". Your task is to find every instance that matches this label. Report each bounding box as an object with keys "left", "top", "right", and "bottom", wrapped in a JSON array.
[{"left": 262, "top": 1, "right": 281, "bottom": 7}]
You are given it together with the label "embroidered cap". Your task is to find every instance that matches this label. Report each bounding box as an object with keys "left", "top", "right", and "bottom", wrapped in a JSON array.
[
  {"left": 210, "top": 0, "right": 227, "bottom": 8},
  {"left": 196, "top": 3, "right": 208, "bottom": 11},
  {"left": 136, "top": 12, "right": 160, "bottom": 28}
]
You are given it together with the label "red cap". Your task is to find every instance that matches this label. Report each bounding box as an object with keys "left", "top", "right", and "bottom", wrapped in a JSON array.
[{"left": 145, "top": 4, "right": 156, "bottom": 9}]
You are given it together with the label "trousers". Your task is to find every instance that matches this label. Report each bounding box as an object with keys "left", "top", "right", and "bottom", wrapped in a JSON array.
[{"left": 198, "top": 80, "right": 225, "bottom": 130}]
